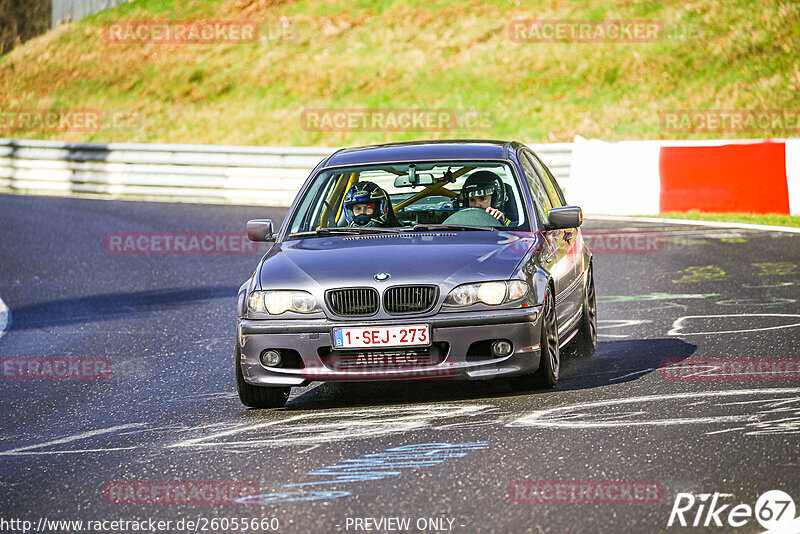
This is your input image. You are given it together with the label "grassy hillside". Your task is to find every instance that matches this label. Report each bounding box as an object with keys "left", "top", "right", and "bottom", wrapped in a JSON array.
[{"left": 1, "top": 0, "right": 798, "bottom": 145}]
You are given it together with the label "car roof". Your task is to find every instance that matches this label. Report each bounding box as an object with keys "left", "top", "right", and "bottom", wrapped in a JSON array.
[{"left": 322, "top": 140, "right": 520, "bottom": 168}]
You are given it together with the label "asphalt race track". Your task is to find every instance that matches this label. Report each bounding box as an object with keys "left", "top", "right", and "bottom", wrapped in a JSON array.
[{"left": 1, "top": 194, "right": 799, "bottom": 534}]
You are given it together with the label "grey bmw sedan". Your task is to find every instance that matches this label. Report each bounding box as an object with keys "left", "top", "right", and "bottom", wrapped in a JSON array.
[{"left": 236, "top": 140, "right": 595, "bottom": 408}]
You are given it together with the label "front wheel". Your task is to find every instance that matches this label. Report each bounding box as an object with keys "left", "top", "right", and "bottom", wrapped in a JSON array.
[
  {"left": 511, "top": 287, "right": 559, "bottom": 391},
  {"left": 568, "top": 265, "right": 597, "bottom": 357},
  {"left": 235, "top": 344, "right": 290, "bottom": 408}
]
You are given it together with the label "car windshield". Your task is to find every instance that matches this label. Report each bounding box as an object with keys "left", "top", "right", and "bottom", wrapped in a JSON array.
[{"left": 286, "top": 161, "right": 527, "bottom": 237}]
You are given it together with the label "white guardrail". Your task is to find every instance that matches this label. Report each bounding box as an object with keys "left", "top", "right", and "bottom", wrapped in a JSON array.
[{"left": 0, "top": 139, "right": 574, "bottom": 207}]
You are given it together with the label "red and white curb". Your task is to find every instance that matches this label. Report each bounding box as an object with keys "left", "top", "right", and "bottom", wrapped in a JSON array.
[{"left": 571, "top": 136, "right": 800, "bottom": 216}]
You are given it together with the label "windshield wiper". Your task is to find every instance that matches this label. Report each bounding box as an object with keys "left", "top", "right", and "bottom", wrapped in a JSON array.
[
  {"left": 407, "top": 224, "right": 497, "bottom": 232},
  {"left": 289, "top": 227, "right": 403, "bottom": 238}
]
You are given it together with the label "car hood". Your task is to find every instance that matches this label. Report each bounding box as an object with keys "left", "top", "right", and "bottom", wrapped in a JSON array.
[{"left": 257, "top": 231, "right": 540, "bottom": 290}]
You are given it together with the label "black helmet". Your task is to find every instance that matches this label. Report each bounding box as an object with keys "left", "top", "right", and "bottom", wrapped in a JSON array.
[
  {"left": 456, "top": 171, "right": 506, "bottom": 210},
  {"left": 343, "top": 181, "right": 391, "bottom": 227}
]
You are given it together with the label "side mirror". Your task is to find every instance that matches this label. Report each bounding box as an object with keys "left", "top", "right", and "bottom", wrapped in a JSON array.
[
  {"left": 546, "top": 206, "right": 582, "bottom": 230},
  {"left": 246, "top": 219, "right": 275, "bottom": 242}
]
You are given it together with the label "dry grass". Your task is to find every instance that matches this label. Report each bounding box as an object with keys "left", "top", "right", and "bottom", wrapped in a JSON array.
[{"left": 1, "top": 0, "right": 798, "bottom": 145}]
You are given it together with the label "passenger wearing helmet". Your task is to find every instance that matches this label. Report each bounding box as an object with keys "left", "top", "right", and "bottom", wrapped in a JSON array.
[
  {"left": 343, "top": 181, "right": 399, "bottom": 227},
  {"left": 456, "top": 170, "right": 509, "bottom": 224}
]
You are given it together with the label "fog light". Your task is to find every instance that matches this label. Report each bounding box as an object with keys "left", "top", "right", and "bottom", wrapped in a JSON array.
[
  {"left": 491, "top": 340, "right": 513, "bottom": 357},
  {"left": 260, "top": 349, "right": 281, "bottom": 367}
]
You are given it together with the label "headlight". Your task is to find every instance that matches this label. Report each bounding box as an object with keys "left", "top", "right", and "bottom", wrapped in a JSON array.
[
  {"left": 446, "top": 284, "right": 479, "bottom": 306},
  {"left": 476, "top": 281, "right": 506, "bottom": 305},
  {"left": 444, "top": 281, "right": 529, "bottom": 307},
  {"left": 248, "top": 290, "right": 321, "bottom": 315}
]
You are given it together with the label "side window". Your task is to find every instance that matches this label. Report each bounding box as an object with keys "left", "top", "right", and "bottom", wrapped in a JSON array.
[
  {"left": 291, "top": 173, "right": 335, "bottom": 233},
  {"left": 524, "top": 152, "right": 564, "bottom": 208},
  {"left": 519, "top": 151, "right": 551, "bottom": 225}
]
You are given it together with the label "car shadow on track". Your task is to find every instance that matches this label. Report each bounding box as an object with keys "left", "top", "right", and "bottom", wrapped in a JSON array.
[
  {"left": 5, "top": 285, "right": 239, "bottom": 331},
  {"left": 275, "top": 338, "right": 697, "bottom": 411}
]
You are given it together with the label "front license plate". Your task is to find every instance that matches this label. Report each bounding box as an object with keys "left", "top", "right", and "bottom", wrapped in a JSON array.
[{"left": 332, "top": 325, "right": 430, "bottom": 349}]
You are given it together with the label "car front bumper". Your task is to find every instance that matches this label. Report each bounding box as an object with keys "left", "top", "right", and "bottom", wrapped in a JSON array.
[{"left": 238, "top": 306, "right": 543, "bottom": 387}]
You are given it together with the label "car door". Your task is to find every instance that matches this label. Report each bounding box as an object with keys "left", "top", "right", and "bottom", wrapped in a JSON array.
[
  {"left": 524, "top": 150, "right": 584, "bottom": 329},
  {"left": 518, "top": 150, "right": 569, "bottom": 324}
]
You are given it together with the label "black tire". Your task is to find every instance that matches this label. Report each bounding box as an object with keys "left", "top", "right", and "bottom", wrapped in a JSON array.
[
  {"left": 235, "top": 344, "right": 290, "bottom": 409},
  {"left": 511, "top": 287, "right": 559, "bottom": 391},
  {"left": 568, "top": 265, "right": 597, "bottom": 357}
]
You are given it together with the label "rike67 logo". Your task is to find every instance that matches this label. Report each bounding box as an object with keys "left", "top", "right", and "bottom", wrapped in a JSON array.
[{"left": 668, "top": 490, "right": 800, "bottom": 533}]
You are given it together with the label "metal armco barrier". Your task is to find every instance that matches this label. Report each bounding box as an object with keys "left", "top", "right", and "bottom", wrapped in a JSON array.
[
  {"left": 52, "top": 0, "right": 128, "bottom": 29},
  {"left": 0, "top": 139, "right": 574, "bottom": 207}
]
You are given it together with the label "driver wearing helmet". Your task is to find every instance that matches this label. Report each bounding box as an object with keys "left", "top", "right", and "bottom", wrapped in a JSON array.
[
  {"left": 343, "top": 181, "right": 399, "bottom": 227},
  {"left": 456, "top": 170, "right": 509, "bottom": 224}
]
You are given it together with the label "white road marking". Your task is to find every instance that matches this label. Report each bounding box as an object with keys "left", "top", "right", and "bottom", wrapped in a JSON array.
[
  {"left": 599, "top": 319, "right": 652, "bottom": 328},
  {"left": 0, "top": 295, "right": 8, "bottom": 341},
  {"left": 716, "top": 298, "right": 796, "bottom": 306},
  {"left": 561, "top": 367, "right": 656, "bottom": 381},
  {"left": 599, "top": 294, "right": 716, "bottom": 303},
  {"left": 609, "top": 368, "right": 655, "bottom": 381},
  {"left": 508, "top": 388, "right": 800, "bottom": 436},
  {"left": 0, "top": 405, "right": 496, "bottom": 456},
  {"left": 668, "top": 314, "right": 800, "bottom": 335},
  {"left": 587, "top": 215, "right": 800, "bottom": 234},
  {"left": 596, "top": 319, "right": 652, "bottom": 338},
  {"left": 720, "top": 398, "right": 799, "bottom": 408},
  {"left": 432, "top": 419, "right": 505, "bottom": 430},
  {"left": 705, "top": 427, "right": 746, "bottom": 435},
  {"left": 743, "top": 282, "right": 796, "bottom": 288},
  {"left": 1, "top": 448, "right": 137, "bottom": 455},
  {"left": 168, "top": 404, "right": 494, "bottom": 450},
  {"left": 0, "top": 423, "right": 145, "bottom": 456}
]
